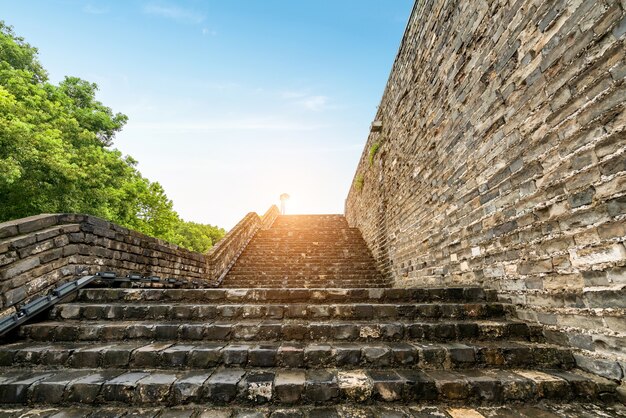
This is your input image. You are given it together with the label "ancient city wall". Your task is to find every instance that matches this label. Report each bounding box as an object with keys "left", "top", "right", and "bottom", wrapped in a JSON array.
[
  {"left": 0, "top": 206, "right": 280, "bottom": 317},
  {"left": 0, "top": 214, "right": 207, "bottom": 316},
  {"left": 346, "top": 0, "right": 626, "bottom": 380}
]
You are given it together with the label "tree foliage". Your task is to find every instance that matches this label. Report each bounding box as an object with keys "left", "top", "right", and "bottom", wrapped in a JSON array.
[{"left": 0, "top": 22, "right": 224, "bottom": 252}]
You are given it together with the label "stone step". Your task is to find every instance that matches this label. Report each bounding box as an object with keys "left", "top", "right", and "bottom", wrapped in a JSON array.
[
  {"left": 235, "top": 254, "right": 376, "bottom": 260},
  {"left": 0, "top": 341, "right": 575, "bottom": 370},
  {"left": 244, "top": 240, "right": 365, "bottom": 243},
  {"left": 245, "top": 241, "right": 370, "bottom": 245},
  {"left": 2, "top": 402, "right": 626, "bottom": 418},
  {"left": 226, "top": 272, "right": 380, "bottom": 278},
  {"left": 224, "top": 272, "right": 381, "bottom": 278},
  {"left": 230, "top": 261, "right": 378, "bottom": 268},
  {"left": 227, "top": 267, "right": 380, "bottom": 273},
  {"left": 224, "top": 275, "right": 383, "bottom": 281},
  {"left": 250, "top": 235, "right": 366, "bottom": 241},
  {"left": 219, "top": 283, "right": 389, "bottom": 289},
  {"left": 231, "top": 257, "right": 378, "bottom": 263},
  {"left": 241, "top": 242, "right": 373, "bottom": 247},
  {"left": 218, "top": 281, "right": 391, "bottom": 289},
  {"left": 0, "top": 367, "right": 615, "bottom": 406},
  {"left": 239, "top": 247, "right": 374, "bottom": 252},
  {"left": 50, "top": 302, "right": 508, "bottom": 321},
  {"left": 220, "top": 278, "right": 385, "bottom": 285},
  {"left": 76, "top": 287, "right": 498, "bottom": 304},
  {"left": 20, "top": 319, "right": 540, "bottom": 342}
]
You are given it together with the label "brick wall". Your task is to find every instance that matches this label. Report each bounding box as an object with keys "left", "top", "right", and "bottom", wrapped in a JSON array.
[
  {"left": 346, "top": 0, "right": 626, "bottom": 381},
  {"left": 0, "top": 206, "right": 280, "bottom": 317}
]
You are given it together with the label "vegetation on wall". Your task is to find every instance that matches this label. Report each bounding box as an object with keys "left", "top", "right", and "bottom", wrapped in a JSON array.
[
  {"left": 0, "top": 22, "right": 224, "bottom": 252},
  {"left": 368, "top": 140, "right": 382, "bottom": 166},
  {"left": 354, "top": 173, "right": 364, "bottom": 192}
]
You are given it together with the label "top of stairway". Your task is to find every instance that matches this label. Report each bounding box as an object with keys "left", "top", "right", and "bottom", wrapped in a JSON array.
[{"left": 221, "top": 214, "right": 387, "bottom": 289}]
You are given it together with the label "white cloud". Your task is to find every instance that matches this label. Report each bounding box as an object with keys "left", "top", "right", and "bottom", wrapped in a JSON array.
[
  {"left": 202, "top": 27, "right": 217, "bottom": 36},
  {"left": 83, "top": 3, "right": 109, "bottom": 14},
  {"left": 143, "top": 3, "right": 204, "bottom": 24},
  {"left": 280, "top": 91, "right": 331, "bottom": 111},
  {"left": 300, "top": 95, "right": 329, "bottom": 111}
]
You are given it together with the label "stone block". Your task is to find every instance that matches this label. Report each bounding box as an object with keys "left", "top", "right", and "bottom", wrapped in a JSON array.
[
  {"left": 362, "top": 345, "right": 392, "bottom": 366},
  {"left": 222, "top": 344, "right": 250, "bottom": 365},
  {"left": 337, "top": 371, "right": 372, "bottom": 402},
  {"left": 249, "top": 344, "right": 278, "bottom": 367},
  {"left": 332, "top": 343, "right": 361, "bottom": 366},
  {"left": 172, "top": 371, "right": 211, "bottom": 403},
  {"left": 204, "top": 369, "right": 245, "bottom": 403},
  {"left": 188, "top": 344, "right": 224, "bottom": 368},
  {"left": 304, "top": 344, "right": 332, "bottom": 367},
  {"left": 304, "top": 370, "right": 338, "bottom": 402},
  {"left": 162, "top": 345, "right": 194, "bottom": 367},
  {"left": 574, "top": 354, "right": 624, "bottom": 381},
  {"left": 131, "top": 343, "right": 173, "bottom": 368},
  {"left": 274, "top": 370, "right": 305, "bottom": 404},
  {"left": 65, "top": 371, "right": 121, "bottom": 404},
  {"left": 277, "top": 344, "right": 304, "bottom": 368},
  {"left": 238, "top": 371, "right": 274, "bottom": 403},
  {"left": 135, "top": 373, "right": 177, "bottom": 404},
  {"left": 101, "top": 372, "right": 150, "bottom": 403},
  {"left": 396, "top": 370, "right": 437, "bottom": 401},
  {"left": 368, "top": 370, "right": 404, "bottom": 401}
]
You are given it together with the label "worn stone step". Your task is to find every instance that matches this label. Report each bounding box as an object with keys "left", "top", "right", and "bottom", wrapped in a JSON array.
[
  {"left": 225, "top": 273, "right": 381, "bottom": 280},
  {"left": 219, "top": 280, "right": 386, "bottom": 286},
  {"left": 227, "top": 267, "right": 380, "bottom": 273},
  {"left": 223, "top": 273, "right": 382, "bottom": 279},
  {"left": 0, "top": 367, "right": 615, "bottom": 406},
  {"left": 230, "top": 261, "right": 378, "bottom": 268},
  {"left": 50, "top": 302, "right": 508, "bottom": 321},
  {"left": 229, "top": 259, "right": 378, "bottom": 265},
  {"left": 244, "top": 241, "right": 370, "bottom": 245},
  {"left": 0, "top": 341, "right": 575, "bottom": 370},
  {"left": 221, "top": 275, "right": 385, "bottom": 281},
  {"left": 238, "top": 249, "right": 375, "bottom": 254},
  {"left": 254, "top": 229, "right": 362, "bottom": 234},
  {"left": 218, "top": 281, "right": 390, "bottom": 289},
  {"left": 20, "top": 319, "right": 540, "bottom": 342},
  {"left": 76, "top": 287, "right": 498, "bottom": 303},
  {"left": 219, "top": 280, "right": 387, "bottom": 288},
  {"left": 234, "top": 256, "right": 376, "bottom": 262},
  {"left": 247, "top": 237, "right": 367, "bottom": 243},
  {"left": 2, "top": 402, "right": 626, "bottom": 418},
  {"left": 215, "top": 283, "right": 389, "bottom": 289},
  {"left": 237, "top": 248, "right": 372, "bottom": 252},
  {"left": 219, "top": 284, "right": 389, "bottom": 289}
]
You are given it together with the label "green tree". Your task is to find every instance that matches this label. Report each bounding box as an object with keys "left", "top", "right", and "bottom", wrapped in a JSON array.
[
  {"left": 0, "top": 21, "right": 224, "bottom": 252},
  {"left": 170, "top": 221, "right": 226, "bottom": 254}
]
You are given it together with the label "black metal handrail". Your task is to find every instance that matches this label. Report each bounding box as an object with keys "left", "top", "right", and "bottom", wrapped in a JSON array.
[{"left": 0, "top": 271, "right": 200, "bottom": 337}]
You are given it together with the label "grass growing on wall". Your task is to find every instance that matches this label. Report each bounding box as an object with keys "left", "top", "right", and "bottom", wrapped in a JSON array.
[
  {"left": 369, "top": 141, "right": 382, "bottom": 165},
  {"left": 355, "top": 174, "right": 364, "bottom": 192}
]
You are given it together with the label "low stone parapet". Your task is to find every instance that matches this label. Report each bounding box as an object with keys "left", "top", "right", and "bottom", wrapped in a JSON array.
[{"left": 0, "top": 205, "right": 280, "bottom": 316}]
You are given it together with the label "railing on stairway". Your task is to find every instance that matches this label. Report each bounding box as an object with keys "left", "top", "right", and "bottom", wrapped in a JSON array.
[
  {"left": 0, "top": 205, "right": 280, "bottom": 322},
  {"left": 207, "top": 205, "right": 280, "bottom": 287},
  {"left": 0, "top": 271, "right": 200, "bottom": 337}
]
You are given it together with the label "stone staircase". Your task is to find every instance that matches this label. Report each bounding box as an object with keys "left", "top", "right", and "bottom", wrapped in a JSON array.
[
  {"left": 221, "top": 215, "right": 388, "bottom": 288},
  {"left": 0, "top": 215, "right": 624, "bottom": 416}
]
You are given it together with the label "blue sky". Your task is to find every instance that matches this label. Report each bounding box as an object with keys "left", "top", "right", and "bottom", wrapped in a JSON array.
[{"left": 2, "top": 0, "right": 413, "bottom": 229}]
